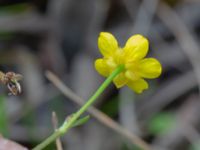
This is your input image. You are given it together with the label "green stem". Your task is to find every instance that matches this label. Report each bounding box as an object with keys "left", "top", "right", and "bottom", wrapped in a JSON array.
[{"left": 32, "top": 65, "right": 125, "bottom": 150}]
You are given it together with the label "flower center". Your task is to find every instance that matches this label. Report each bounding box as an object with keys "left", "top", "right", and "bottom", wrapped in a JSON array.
[{"left": 113, "top": 48, "right": 126, "bottom": 65}]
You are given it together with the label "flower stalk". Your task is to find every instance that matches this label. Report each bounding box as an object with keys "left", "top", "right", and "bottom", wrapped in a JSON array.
[{"left": 32, "top": 65, "right": 125, "bottom": 150}]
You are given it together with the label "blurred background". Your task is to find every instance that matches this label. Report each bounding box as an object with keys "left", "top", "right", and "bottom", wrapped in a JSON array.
[{"left": 0, "top": 0, "right": 200, "bottom": 150}]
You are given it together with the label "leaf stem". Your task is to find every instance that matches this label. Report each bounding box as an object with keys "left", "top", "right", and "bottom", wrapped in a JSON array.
[{"left": 32, "top": 65, "right": 125, "bottom": 150}]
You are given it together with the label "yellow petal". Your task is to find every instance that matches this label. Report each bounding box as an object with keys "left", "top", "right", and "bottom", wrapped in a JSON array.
[
  {"left": 98, "top": 32, "right": 118, "bottom": 57},
  {"left": 125, "top": 70, "right": 140, "bottom": 81},
  {"left": 95, "top": 59, "right": 110, "bottom": 77},
  {"left": 113, "top": 73, "right": 127, "bottom": 88},
  {"left": 105, "top": 57, "right": 117, "bottom": 69},
  {"left": 123, "top": 34, "right": 149, "bottom": 61},
  {"left": 127, "top": 79, "right": 148, "bottom": 93},
  {"left": 138, "top": 58, "right": 162, "bottom": 79}
]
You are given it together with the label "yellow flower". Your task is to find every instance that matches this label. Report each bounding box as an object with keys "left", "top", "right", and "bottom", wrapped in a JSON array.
[{"left": 95, "top": 32, "right": 162, "bottom": 93}]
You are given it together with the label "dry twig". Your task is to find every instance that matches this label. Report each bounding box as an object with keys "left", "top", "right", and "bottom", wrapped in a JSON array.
[
  {"left": 157, "top": 2, "right": 200, "bottom": 92},
  {"left": 52, "top": 111, "right": 63, "bottom": 150}
]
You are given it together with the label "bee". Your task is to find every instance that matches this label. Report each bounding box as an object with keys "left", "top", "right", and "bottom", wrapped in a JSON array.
[{"left": 0, "top": 71, "right": 23, "bottom": 95}]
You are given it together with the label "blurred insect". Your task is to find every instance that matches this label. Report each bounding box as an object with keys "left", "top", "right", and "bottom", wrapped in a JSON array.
[{"left": 0, "top": 71, "right": 23, "bottom": 95}]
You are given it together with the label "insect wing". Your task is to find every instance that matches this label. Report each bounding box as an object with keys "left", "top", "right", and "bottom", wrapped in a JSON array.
[{"left": 14, "top": 74, "right": 23, "bottom": 81}]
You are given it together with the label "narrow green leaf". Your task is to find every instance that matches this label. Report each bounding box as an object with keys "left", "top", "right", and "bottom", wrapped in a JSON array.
[
  {"left": 0, "top": 3, "right": 30, "bottom": 15},
  {"left": 0, "top": 95, "right": 9, "bottom": 137},
  {"left": 71, "top": 115, "right": 90, "bottom": 128},
  {"left": 148, "top": 112, "right": 176, "bottom": 135},
  {"left": 190, "top": 142, "right": 200, "bottom": 150}
]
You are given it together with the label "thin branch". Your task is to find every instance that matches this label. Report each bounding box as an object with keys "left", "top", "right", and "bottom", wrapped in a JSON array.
[
  {"left": 138, "top": 71, "right": 196, "bottom": 121},
  {"left": 157, "top": 2, "right": 200, "bottom": 92},
  {"left": 0, "top": 11, "right": 50, "bottom": 33},
  {"left": 183, "top": 125, "right": 200, "bottom": 144},
  {"left": 183, "top": 0, "right": 200, "bottom": 3},
  {"left": 45, "top": 71, "right": 152, "bottom": 150},
  {"left": 52, "top": 112, "right": 63, "bottom": 150},
  {"left": 123, "top": 0, "right": 159, "bottom": 35}
]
